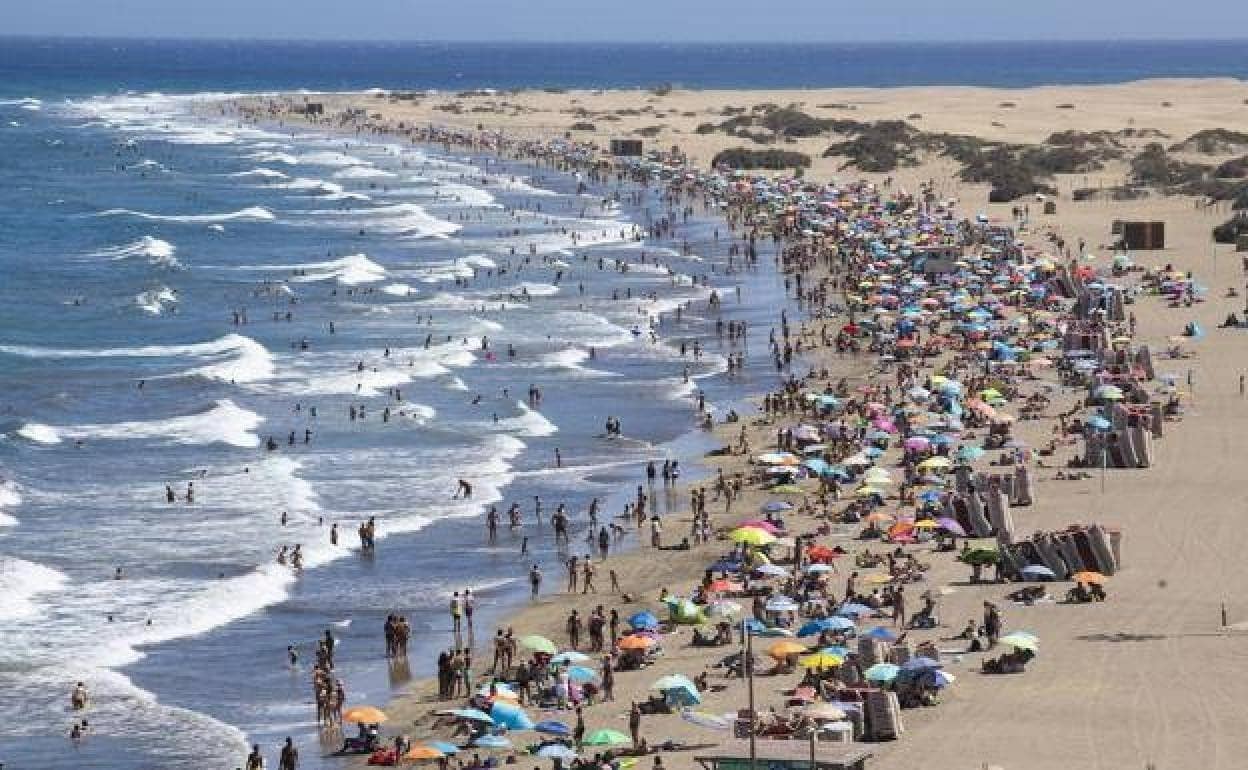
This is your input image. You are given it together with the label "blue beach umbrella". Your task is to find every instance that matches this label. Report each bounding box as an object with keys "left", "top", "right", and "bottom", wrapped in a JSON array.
[
  {"left": 536, "top": 744, "right": 578, "bottom": 761},
  {"left": 474, "top": 735, "right": 512, "bottom": 749},
  {"left": 489, "top": 701, "right": 534, "bottom": 731},
  {"left": 427, "top": 741, "right": 460, "bottom": 755},
  {"left": 862, "top": 626, "right": 899, "bottom": 643},
  {"left": 567, "top": 665, "right": 598, "bottom": 682},
  {"left": 628, "top": 611, "right": 660, "bottom": 630},
  {"left": 534, "top": 720, "right": 571, "bottom": 737}
]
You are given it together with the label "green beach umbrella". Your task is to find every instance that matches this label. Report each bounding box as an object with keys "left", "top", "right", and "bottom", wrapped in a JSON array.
[
  {"left": 584, "top": 729, "right": 631, "bottom": 746},
  {"left": 519, "top": 634, "right": 557, "bottom": 654}
]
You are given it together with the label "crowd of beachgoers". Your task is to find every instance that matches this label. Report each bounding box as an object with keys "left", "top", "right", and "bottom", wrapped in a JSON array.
[{"left": 223, "top": 97, "right": 1204, "bottom": 770}]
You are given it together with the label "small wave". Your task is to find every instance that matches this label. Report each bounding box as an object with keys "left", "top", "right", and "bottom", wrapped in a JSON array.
[
  {"left": 0, "top": 480, "right": 21, "bottom": 527},
  {"left": 236, "top": 253, "right": 386, "bottom": 286},
  {"left": 89, "top": 236, "right": 179, "bottom": 268},
  {"left": 95, "top": 206, "right": 275, "bottom": 224},
  {"left": 333, "top": 166, "right": 395, "bottom": 180},
  {"left": 0, "top": 557, "right": 68, "bottom": 621},
  {"left": 299, "top": 150, "right": 369, "bottom": 168},
  {"left": 232, "top": 167, "right": 289, "bottom": 180},
  {"left": 381, "top": 283, "right": 416, "bottom": 297},
  {"left": 16, "top": 399, "right": 264, "bottom": 448},
  {"left": 499, "top": 282, "right": 560, "bottom": 298},
  {"left": 134, "top": 286, "right": 178, "bottom": 315},
  {"left": 280, "top": 177, "right": 346, "bottom": 196},
  {"left": 0, "top": 333, "right": 274, "bottom": 384},
  {"left": 309, "top": 202, "right": 460, "bottom": 239},
  {"left": 246, "top": 150, "right": 298, "bottom": 165},
  {"left": 496, "top": 402, "right": 558, "bottom": 437}
]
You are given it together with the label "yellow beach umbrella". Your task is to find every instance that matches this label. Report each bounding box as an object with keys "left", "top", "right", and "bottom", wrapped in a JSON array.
[
  {"left": 729, "top": 527, "right": 777, "bottom": 547},
  {"left": 798, "top": 652, "right": 845, "bottom": 669}
]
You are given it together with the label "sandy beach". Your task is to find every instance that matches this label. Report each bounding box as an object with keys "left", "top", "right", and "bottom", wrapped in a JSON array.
[{"left": 226, "top": 79, "right": 1248, "bottom": 770}]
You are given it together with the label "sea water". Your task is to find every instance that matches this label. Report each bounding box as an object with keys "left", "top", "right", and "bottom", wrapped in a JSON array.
[{"left": 0, "top": 90, "right": 792, "bottom": 768}]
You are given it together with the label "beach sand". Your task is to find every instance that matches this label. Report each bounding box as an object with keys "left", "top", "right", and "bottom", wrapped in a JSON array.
[{"left": 238, "top": 80, "right": 1248, "bottom": 770}]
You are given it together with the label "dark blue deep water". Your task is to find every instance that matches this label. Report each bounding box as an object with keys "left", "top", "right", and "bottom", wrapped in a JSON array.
[{"left": 2, "top": 38, "right": 1248, "bottom": 98}]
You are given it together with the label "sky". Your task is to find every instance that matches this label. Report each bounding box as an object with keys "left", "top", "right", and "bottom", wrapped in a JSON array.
[{"left": 3, "top": 0, "right": 1246, "bottom": 42}]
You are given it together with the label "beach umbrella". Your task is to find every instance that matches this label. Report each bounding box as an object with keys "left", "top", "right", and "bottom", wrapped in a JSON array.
[
  {"left": 1021, "top": 564, "right": 1056, "bottom": 580},
  {"left": 767, "top": 640, "right": 808, "bottom": 659},
  {"left": 681, "top": 711, "right": 732, "bottom": 730},
  {"left": 862, "top": 626, "right": 898, "bottom": 642},
  {"left": 1094, "top": 384, "right": 1124, "bottom": 401},
  {"left": 762, "top": 501, "right": 793, "bottom": 513},
  {"left": 820, "top": 644, "right": 850, "bottom": 657},
  {"left": 490, "top": 701, "right": 534, "bottom": 730},
  {"left": 918, "top": 456, "right": 952, "bottom": 470},
  {"left": 473, "top": 735, "right": 512, "bottom": 749},
  {"left": 1086, "top": 415, "right": 1112, "bottom": 431},
  {"left": 797, "top": 616, "right": 854, "bottom": 636},
  {"left": 956, "top": 446, "right": 985, "bottom": 461},
  {"left": 476, "top": 683, "right": 520, "bottom": 702},
  {"left": 754, "top": 627, "right": 794, "bottom": 638},
  {"left": 706, "top": 600, "right": 743, "bottom": 617},
  {"left": 567, "top": 666, "right": 598, "bottom": 683},
  {"left": 1072, "top": 571, "right": 1107, "bottom": 584},
  {"left": 449, "top": 709, "right": 495, "bottom": 724},
  {"left": 706, "top": 578, "right": 738, "bottom": 592},
  {"left": 999, "top": 633, "right": 1039, "bottom": 651},
  {"left": 900, "top": 656, "right": 942, "bottom": 671},
  {"left": 584, "top": 729, "right": 630, "bottom": 746},
  {"left": 864, "top": 663, "right": 901, "bottom": 683},
  {"left": 804, "top": 563, "right": 834, "bottom": 574},
  {"left": 618, "top": 634, "right": 656, "bottom": 651},
  {"left": 737, "top": 519, "right": 782, "bottom": 534},
  {"left": 936, "top": 517, "right": 966, "bottom": 536},
  {"left": 342, "top": 705, "right": 388, "bottom": 724},
  {"left": 903, "top": 436, "right": 931, "bottom": 451},
  {"left": 628, "top": 611, "right": 660, "bottom": 630},
  {"left": 426, "top": 741, "right": 459, "bottom": 755},
  {"left": 755, "top": 563, "right": 790, "bottom": 578},
  {"left": 765, "top": 596, "right": 799, "bottom": 613},
  {"left": 520, "top": 635, "right": 557, "bottom": 654},
  {"left": 404, "top": 745, "right": 445, "bottom": 761},
  {"left": 836, "top": 602, "right": 873, "bottom": 617},
  {"left": 730, "top": 527, "right": 777, "bottom": 546},
  {"left": 757, "top": 451, "right": 800, "bottom": 465},
  {"left": 652, "top": 674, "right": 698, "bottom": 693},
  {"left": 912, "top": 519, "right": 940, "bottom": 530},
  {"left": 798, "top": 652, "right": 845, "bottom": 669},
  {"left": 931, "top": 670, "right": 957, "bottom": 688},
  {"left": 534, "top": 720, "right": 572, "bottom": 737},
  {"left": 536, "top": 745, "right": 579, "bottom": 761},
  {"left": 551, "top": 651, "right": 590, "bottom": 664}
]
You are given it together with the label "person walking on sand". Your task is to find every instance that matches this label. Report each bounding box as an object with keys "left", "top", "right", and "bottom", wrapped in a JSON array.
[
  {"left": 582, "top": 558, "right": 596, "bottom": 594},
  {"left": 629, "top": 702, "right": 642, "bottom": 748},
  {"left": 463, "top": 589, "right": 475, "bottom": 639},
  {"left": 566, "top": 609, "right": 582, "bottom": 649},
  {"left": 566, "top": 555, "right": 579, "bottom": 593}
]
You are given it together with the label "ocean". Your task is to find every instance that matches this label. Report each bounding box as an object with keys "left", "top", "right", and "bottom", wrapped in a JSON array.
[{"left": 0, "top": 37, "right": 1243, "bottom": 770}]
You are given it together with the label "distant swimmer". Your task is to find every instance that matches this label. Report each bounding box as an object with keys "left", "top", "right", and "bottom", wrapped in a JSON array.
[
  {"left": 165, "top": 484, "right": 175, "bottom": 503},
  {"left": 454, "top": 479, "right": 473, "bottom": 499},
  {"left": 70, "top": 681, "right": 88, "bottom": 710}
]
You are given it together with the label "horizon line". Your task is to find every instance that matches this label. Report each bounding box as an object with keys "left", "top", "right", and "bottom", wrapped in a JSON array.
[{"left": 4, "top": 33, "right": 1248, "bottom": 46}]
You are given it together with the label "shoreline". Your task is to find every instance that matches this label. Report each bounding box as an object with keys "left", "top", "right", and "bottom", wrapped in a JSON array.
[{"left": 218, "top": 82, "right": 1247, "bottom": 770}]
